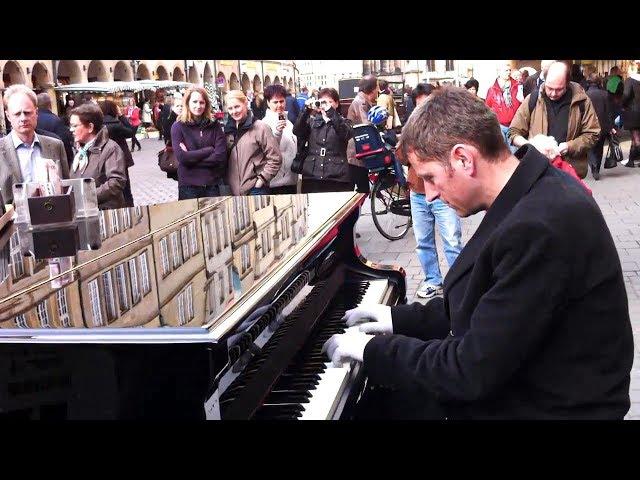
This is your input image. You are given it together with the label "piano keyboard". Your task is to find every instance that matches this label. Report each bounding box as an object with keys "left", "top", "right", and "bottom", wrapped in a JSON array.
[{"left": 251, "top": 278, "right": 389, "bottom": 420}]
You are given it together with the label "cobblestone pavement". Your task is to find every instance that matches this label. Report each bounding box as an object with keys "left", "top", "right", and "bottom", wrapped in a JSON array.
[{"left": 130, "top": 135, "right": 640, "bottom": 419}]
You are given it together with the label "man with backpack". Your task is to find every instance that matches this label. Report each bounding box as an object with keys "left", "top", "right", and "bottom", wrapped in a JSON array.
[{"left": 508, "top": 62, "right": 600, "bottom": 179}]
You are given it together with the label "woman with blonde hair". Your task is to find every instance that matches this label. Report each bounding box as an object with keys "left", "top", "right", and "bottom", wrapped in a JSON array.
[
  {"left": 224, "top": 90, "right": 282, "bottom": 195},
  {"left": 170, "top": 86, "right": 228, "bottom": 200}
]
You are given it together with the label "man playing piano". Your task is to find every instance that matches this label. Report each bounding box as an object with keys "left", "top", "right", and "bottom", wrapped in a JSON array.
[{"left": 323, "top": 87, "right": 634, "bottom": 420}]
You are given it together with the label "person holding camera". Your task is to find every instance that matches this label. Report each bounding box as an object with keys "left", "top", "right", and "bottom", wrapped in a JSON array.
[
  {"left": 224, "top": 90, "right": 282, "bottom": 195},
  {"left": 171, "top": 87, "right": 228, "bottom": 200},
  {"left": 261, "top": 84, "right": 298, "bottom": 194},
  {"left": 293, "top": 87, "right": 353, "bottom": 193}
]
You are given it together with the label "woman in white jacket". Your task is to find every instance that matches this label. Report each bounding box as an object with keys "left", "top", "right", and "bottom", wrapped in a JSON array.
[{"left": 261, "top": 84, "right": 298, "bottom": 194}]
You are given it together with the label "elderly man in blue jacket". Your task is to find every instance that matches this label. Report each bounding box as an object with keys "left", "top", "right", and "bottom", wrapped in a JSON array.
[{"left": 323, "top": 87, "right": 634, "bottom": 420}]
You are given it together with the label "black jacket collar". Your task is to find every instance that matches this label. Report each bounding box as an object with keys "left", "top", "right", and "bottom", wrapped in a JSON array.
[
  {"left": 443, "top": 145, "right": 550, "bottom": 292},
  {"left": 224, "top": 111, "right": 254, "bottom": 135}
]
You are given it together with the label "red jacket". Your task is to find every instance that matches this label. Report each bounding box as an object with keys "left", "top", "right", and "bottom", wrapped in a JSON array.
[
  {"left": 485, "top": 78, "right": 521, "bottom": 127},
  {"left": 125, "top": 106, "right": 141, "bottom": 127}
]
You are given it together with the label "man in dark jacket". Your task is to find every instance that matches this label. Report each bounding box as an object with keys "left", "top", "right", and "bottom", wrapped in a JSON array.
[
  {"left": 322, "top": 86, "right": 633, "bottom": 420},
  {"left": 585, "top": 74, "right": 616, "bottom": 179},
  {"left": 285, "top": 88, "right": 300, "bottom": 124},
  {"left": 36, "top": 92, "right": 75, "bottom": 166},
  {"left": 523, "top": 59, "right": 556, "bottom": 98}
]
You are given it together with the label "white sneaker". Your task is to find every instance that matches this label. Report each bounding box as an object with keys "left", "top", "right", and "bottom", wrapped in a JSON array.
[{"left": 416, "top": 283, "right": 443, "bottom": 299}]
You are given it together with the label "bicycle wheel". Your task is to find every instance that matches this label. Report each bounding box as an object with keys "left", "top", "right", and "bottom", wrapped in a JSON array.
[{"left": 370, "top": 173, "right": 411, "bottom": 241}]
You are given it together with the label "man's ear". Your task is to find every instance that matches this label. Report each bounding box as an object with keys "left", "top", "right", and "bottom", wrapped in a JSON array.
[{"left": 451, "top": 144, "right": 477, "bottom": 176}]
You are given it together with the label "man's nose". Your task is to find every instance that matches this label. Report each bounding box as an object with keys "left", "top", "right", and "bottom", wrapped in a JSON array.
[{"left": 423, "top": 181, "right": 440, "bottom": 202}]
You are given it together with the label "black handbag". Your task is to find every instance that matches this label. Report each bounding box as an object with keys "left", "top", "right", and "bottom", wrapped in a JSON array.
[
  {"left": 604, "top": 134, "right": 623, "bottom": 169},
  {"left": 158, "top": 146, "right": 178, "bottom": 177},
  {"left": 291, "top": 141, "right": 308, "bottom": 174}
]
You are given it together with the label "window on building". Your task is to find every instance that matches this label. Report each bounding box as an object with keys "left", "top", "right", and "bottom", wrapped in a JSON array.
[
  {"left": 242, "top": 198, "right": 250, "bottom": 229},
  {"left": 208, "top": 280, "right": 217, "bottom": 316},
  {"left": 160, "top": 237, "right": 170, "bottom": 277},
  {"left": 56, "top": 289, "right": 71, "bottom": 328},
  {"left": 445, "top": 59, "right": 455, "bottom": 71},
  {"left": 185, "top": 284, "right": 194, "bottom": 322},
  {"left": 139, "top": 251, "right": 151, "bottom": 295},
  {"left": 88, "top": 279, "right": 104, "bottom": 326},
  {"left": 218, "top": 272, "right": 225, "bottom": 303},
  {"left": 0, "top": 246, "right": 8, "bottom": 285},
  {"left": 115, "top": 263, "right": 130, "bottom": 313},
  {"left": 36, "top": 300, "right": 51, "bottom": 328},
  {"left": 222, "top": 211, "right": 230, "bottom": 248},
  {"left": 129, "top": 258, "right": 140, "bottom": 305},
  {"left": 122, "top": 208, "right": 132, "bottom": 230},
  {"left": 99, "top": 212, "right": 107, "bottom": 239},
  {"left": 170, "top": 231, "right": 183, "bottom": 270},
  {"left": 233, "top": 199, "right": 241, "bottom": 234},
  {"left": 102, "top": 271, "right": 117, "bottom": 320},
  {"left": 241, "top": 244, "right": 251, "bottom": 273},
  {"left": 110, "top": 210, "right": 120, "bottom": 235},
  {"left": 253, "top": 197, "right": 260, "bottom": 210},
  {"left": 426, "top": 60, "right": 435, "bottom": 72},
  {"left": 178, "top": 290, "right": 186, "bottom": 326},
  {"left": 181, "top": 226, "right": 190, "bottom": 261},
  {"left": 14, "top": 314, "right": 28, "bottom": 329},
  {"left": 9, "top": 232, "right": 25, "bottom": 279},
  {"left": 189, "top": 221, "right": 199, "bottom": 255},
  {"left": 135, "top": 206, "right": 143, "bottom": 221},
  {"left": 227, "top": 264, "right": 234, "bottom": 294},
  {"left": 213, "top": 213, "right": 222, "bottom": 254}
]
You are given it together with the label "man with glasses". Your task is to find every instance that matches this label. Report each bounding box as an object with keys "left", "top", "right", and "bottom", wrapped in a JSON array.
[{"left": 0, "top": 85, "right": 69, "bottom": 204}]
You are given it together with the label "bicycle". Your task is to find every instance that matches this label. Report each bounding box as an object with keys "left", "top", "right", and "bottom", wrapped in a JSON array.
[{"left": 353, "top": 123, "right": 412, "bottom": 241}]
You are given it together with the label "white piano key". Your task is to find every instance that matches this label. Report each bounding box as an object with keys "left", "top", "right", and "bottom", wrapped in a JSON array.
[
  {"left": 358, "top": 279, "right": 389, "bottom": 306},
  {"left": 299, "top": 362, "right": 351, "bottom": 420}
]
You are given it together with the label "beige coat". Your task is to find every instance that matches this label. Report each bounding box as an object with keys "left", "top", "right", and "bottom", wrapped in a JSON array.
[
  {"left": 225, "top": 116, "right": 282, "bottom": 195},
  {"left": 0, "top": 133, "right": 68, "bottom": 204},
  {"left": 69, "top": 127, "right": 127, "bottom": 210},
  {"left": 508, "top": 82, "right": 601, "bottom": 179}
]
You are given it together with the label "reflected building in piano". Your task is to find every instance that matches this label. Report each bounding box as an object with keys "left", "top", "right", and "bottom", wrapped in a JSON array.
[
  {"left": 0, "top": 229, "right": 84, "bottom": 329},
  {"left": 0, "top": 195, "right": 308, "bottom": 330},
  {"left": 78, "top": 206, "right": 159, "bottom": 328}
]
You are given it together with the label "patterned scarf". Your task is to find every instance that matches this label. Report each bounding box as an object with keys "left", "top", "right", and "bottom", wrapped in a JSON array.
[
  {"left": 502, "top": 81, "right": 513, "bottom": 108},
  {"left": 71, "top": 140, "right": 94, "bottom": 173}
]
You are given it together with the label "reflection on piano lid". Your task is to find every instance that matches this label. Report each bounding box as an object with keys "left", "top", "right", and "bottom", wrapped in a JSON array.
[{"left": 0, "top": 191, "right": 407, "bottom": 419}]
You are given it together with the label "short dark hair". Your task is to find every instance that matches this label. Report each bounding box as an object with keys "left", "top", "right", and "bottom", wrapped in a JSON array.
[
  {"left": 400, "top": 86, "right": 508, "bottom": 168},
  {"left": 98, "top": 100, "right": 119, "bottom": 118},
  {"left": 318, "top": 87, "right": 340, "bottom": 104},
  {"left": 412, "top": 83, "right": 435, "bottom": 101},
  {"left": 263, "top": 84, "right": 287, "bottom": 102},
  {"left": 359, "top": 75, "right": 378, "bottom": 94},
  {"left": 70, "top": 102, "right": 104, "bottom": 133},
  {"left": 36, "top": 92, "right": 52, "bottom": 110},
  {"left": 464, "top": 78, "right": 480, "bottom": 91},
  {"left": 378, "top": 79, "right": 389, "bottom": 91}
]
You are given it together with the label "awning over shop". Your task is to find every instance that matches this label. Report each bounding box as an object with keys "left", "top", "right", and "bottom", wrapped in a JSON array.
[{"left": 54, "top": 80, "right": 194, "bottom": 93}]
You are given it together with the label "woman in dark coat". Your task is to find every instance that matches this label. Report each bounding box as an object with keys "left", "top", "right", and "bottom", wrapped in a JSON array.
[
  {"left": 293, "top": 87, "right": 353, "bottom": 193},
  {"left": 622, "top": 62, "right": 640, "bottom": 164},
  {"left": 99, "top": 100, "right": 136, "bottom": 206}
]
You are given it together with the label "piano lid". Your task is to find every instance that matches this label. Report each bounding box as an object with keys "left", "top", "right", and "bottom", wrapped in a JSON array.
[{"left": 0, "top": 192, "right": 359, "bottom": 334}]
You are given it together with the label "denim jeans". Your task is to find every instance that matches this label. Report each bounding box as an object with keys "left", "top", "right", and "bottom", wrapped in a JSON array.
[
  {"left": 410, "top": 191, "right": 463, "bottom": 286},
  {"left": 500, "top": 124, "right": 517, "bottom": 153},
  {"left": 178, "top": 183, "right": 222, "bottom": 200}
]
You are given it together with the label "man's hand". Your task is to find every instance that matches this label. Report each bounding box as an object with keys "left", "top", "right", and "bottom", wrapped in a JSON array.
[
  {"left": 611, "top": 128, "right": 617, "bottom": 135},
  {"left": 180, "top": 142, "right": 188, "bottom": 152},
  {"left": 342, "top": 304, "right": 393, "bottom": 334},
  {"left": 255, "top": 177, "right": 264, "bottom": 189},
  {"left": 322, "top": 331, "right": 375, "bottom": 366}
]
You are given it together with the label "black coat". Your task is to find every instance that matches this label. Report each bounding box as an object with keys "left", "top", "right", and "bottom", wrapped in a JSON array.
[
  {"left": 36, "top": 108, "right": 74, "bottom": 169},
  {"left": 523, "top": 71, "right": 543, "bottom": 99},
  {"left": 363, "top": 145, "right": 633, "bottom": 419},
  {"left": 103, "top": 114, "right": 136, "bottom": 168},
  {"left": 586, "top": 85, "right": 614, "bottom": 134},
  {"left": 293, "top": 107, "right": 352, "bottom": 184},
  {"left": 622, "top": 77, "right": 640, "bottom": 129}
]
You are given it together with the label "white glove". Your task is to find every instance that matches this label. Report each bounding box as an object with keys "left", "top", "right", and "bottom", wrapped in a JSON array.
[
  {"left": 322, "top": 331, "right": 375, "bottom": 367},
  {"left": 342, "top": 304, "right": 393, "bottom": 334},
  {"left": 529, "top": 134, "right": 560, "bottom": 160}
]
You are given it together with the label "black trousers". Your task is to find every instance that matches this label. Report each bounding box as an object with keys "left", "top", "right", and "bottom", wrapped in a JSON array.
[
  {"left": 269, "top": 185, "right": 297, "bottom": 195},
  {"left": 352, "top": 384, "right": 447, "bottom": 420},
  {"left": 588, "top": 132, "right": 607, "bottom": 173},
  {"left": 130, "top": 127, "right": 141, "bottom": 150},
  {"left": 349, "top": 164, "right": 370, "bottom": 194},
  {"left": 301, "top": 179, "right": 353, "bottom": 194}
]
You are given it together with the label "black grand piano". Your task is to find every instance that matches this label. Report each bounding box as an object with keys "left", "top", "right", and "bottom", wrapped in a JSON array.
[{"left": 0, "top": 192, "right": 406, "bottom": 419}]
